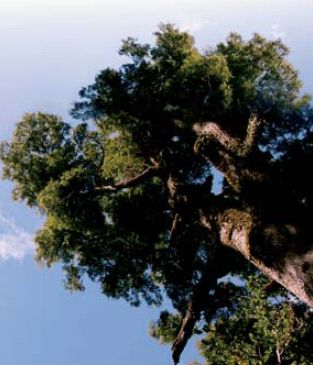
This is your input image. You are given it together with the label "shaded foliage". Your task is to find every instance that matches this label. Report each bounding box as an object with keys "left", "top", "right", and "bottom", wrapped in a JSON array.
[{"left": 1, "top": 24, "right": 312, "bottom": 363}]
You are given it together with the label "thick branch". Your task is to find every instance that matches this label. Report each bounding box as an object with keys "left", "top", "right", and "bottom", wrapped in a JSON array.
[
  {"left": 172, "top": 300, "right": 199, "bottom": 365},
  {"left": 172, "top": 275, "right": 217, "bottom": 365},
  {"left": 193, "top": 114, "right": 262, "bottom": 158},
  {"left": 193, "top": 116, "right": 266, "bottom": 192},
  {"left": 193, "top": 115, "right": 313, "bottom": 305},
  {"left": 213, "top": 208, "right": 313, "bottom": 307}
]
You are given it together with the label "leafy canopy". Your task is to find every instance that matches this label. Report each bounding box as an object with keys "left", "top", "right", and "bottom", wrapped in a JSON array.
[{"left": 1, "top": 24, "right": 312, "bottom": 363}]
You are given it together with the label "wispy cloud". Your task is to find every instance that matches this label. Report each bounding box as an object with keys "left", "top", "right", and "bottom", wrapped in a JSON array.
[
  {"left": 180, "top": 19, "right": 209, "bottom": 33},
  {"left": 0, "top": 210, "right": 35, "bottom": 261},
  {"left": 271, "top": 24, "right": 286, "bottom": 40}
]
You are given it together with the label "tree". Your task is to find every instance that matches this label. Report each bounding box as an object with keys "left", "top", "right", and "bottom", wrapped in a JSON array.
[
  {"left": 150, "top": 272, "right": 313, "bottom": 364},
  {"left": 1, "top": 24, "right": 312, "bottom": 364},
  {"left": 199, "top": 274, "right": 313, "bottom": 365}
]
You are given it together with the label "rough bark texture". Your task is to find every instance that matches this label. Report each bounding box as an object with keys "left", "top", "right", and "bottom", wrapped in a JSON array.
[
  {"left": 216, "top": 208, "right": 313, "bottom": 307},
  {"left": 194, "top": 116, "right": 313, "bottom": 308},
  {"left": 169, "top": 115, "right": 312, "bottom": 363}
]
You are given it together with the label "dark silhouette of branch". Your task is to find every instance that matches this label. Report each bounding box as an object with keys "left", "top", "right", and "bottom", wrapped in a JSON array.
[
  {"left": 172, "top": 299, "right": 200, "bottom": 365},
  {"left": 172, "top": 273, "right": 218, "bottom": 364}
]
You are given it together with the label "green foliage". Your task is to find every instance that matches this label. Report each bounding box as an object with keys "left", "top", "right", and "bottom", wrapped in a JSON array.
[
  {"left": 1, "top": 24, "right": 312, "bottom": 363},
  {"left": 0, "top": 113, "right": 104, "bottom": 206},
  {"left": 150, "top": 273, "right": 313, "bottom": 364},
  {"left": 217, "top": 33, "right": 301, "bottom": 112},
  {"left": 149, "top": 310, "right": 183, "bottom": 344},
  {"left": 101, "top": 126, "right": 146, "bottom": 181},
  {"left": 199, "top": 275, "right": 313, "bottom": 365},
  {"left": 1, "top": 113, "right": 71, "bottom": 205}
]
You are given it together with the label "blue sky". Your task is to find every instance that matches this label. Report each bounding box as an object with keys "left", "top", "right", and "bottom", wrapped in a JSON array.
[{"left": 0, "top": 1, "right": 312, "bottom": 364}]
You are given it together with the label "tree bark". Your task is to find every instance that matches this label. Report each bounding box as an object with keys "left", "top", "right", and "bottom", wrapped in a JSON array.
[
  {"left": 171, "top": 300, "right": 200, "bottom": 365},
  {"left": 194, "top": 116, "right": 313, "bottom": 307},
  {"left": 209, "top": 208, "right": 313, "bottom": 307}
]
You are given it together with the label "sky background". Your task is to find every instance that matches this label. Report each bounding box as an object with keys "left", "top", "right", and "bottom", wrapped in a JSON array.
[{"left": 0, "top": 1, "right": 312, "bottom": 364}]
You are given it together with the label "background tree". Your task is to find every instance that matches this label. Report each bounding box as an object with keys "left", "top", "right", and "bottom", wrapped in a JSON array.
[
  {"left": 1, "top": 24, "right": 312, "bottom": 363},
  {"left": 197, "top": 274, "right": 313, "bottom": 365},
  {"left": 150, "top": 272, "right": 313, "bottom": 365}
]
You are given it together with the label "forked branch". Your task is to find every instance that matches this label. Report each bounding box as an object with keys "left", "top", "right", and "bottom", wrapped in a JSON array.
[
  {"left": 193, "top": 114, "right": 262, "bottom": 158},
  {"left": 193, "top": 115, "right": 264, "bottom": 192}
]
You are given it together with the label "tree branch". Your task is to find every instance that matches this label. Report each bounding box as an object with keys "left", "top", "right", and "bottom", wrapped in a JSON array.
[
  {"left": 172, "top": 275, "right": 217, "bottom": 365},
  {"left": 193, "top": 115, "right": 266, "bottom": 192},
  {"left": 172, "top": 299, "right": 200, "bottom": 365},
  {"left": 193, "top": 114, "right": 262, "bottom": 158},
  {"left": 215, "top": 208, "right": 313, "bottom": 307},
  {"left": 95, "top": 165, "right": 160, "bottom": 192},
  {"left": 169, "top": 213, "right": 182, "bottom": 244}
]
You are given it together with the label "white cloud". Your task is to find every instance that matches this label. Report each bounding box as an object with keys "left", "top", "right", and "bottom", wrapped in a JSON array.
[
  {"left": 271, "top": 24, "right": 286, "bottom": 40},
  {"left": 0, "top": 210, "right": 35, "bottom": 261},
  {"left": 180, "top": 19, "right": 210, "bottom": 33}
]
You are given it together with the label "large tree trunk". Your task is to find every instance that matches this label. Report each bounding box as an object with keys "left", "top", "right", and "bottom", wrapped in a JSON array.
[
  {"left": 213, "top": 208, "right": 313, "bottom": 307},
  {"left": 194, "top": 117, "right": 313, "bottom": 307}
]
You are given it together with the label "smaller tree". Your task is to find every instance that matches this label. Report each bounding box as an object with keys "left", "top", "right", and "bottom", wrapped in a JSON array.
[
  {"left": 151, "top": 272, "right": 313, "bottom": 364},
  {"left": 199, "top": 274, "right": 313, "bottom": 365}
]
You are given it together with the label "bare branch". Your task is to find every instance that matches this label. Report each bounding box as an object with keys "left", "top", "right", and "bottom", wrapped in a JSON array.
[
  {"left": 193, "top": 114, "right": 262, "bottom": 158},
  {"left": 193, "top": 115, "right": 264, "bottom": 192},
  {"left": 172, "top": 272, "right": 218, "bottom": 364},
  {"left": 95, "top": 165, "right": 160, "bottom": 192},
  {"left": 240, "top": 114, "right": 262, "bottom": 157},
  {"left": 276, "top": 344, "right": 282, "bottom": 364},
  {"left": 169, "top": 213, "right": 182, "bottom": 244},
  {"left": 172, "top": 300, "right": 199, "bottom": 365}
]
